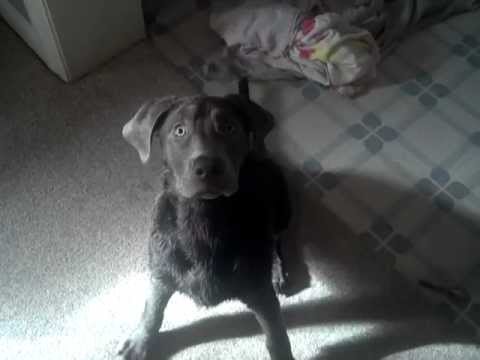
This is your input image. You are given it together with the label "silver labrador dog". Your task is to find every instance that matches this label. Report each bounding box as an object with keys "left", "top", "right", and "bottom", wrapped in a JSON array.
[{"left": 118, "top": 81, "right": 294, "bottom": 360}]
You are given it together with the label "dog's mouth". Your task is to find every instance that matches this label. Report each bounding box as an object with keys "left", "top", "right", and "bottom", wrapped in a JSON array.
[
  {"left": 175, "top": 163, "right": 240, "bottom": 200},
  {"left": 194, "top": 184, "right": 238, "bottom": 200},
  {"left": 197, "top": 192, "right": 226, "bottom": 200},
  {"left": 177, "top": 179, "right": 238, "bottom": 200}
]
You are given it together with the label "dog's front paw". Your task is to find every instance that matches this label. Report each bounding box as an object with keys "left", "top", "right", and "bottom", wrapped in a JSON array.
[{"left": 117, "top": 332, "right": 155, "bottom": 360}]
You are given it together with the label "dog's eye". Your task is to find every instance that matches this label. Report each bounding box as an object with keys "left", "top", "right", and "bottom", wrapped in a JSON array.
[
  {"left": 217, "top": 122, "right": 236, "bottom": 135},
  {"left": 174, "top": 125, "right": 187, "bottom": 137}
]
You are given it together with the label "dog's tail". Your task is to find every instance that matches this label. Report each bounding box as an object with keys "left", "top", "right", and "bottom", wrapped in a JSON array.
[{"left": 238, "top": 77, "right": 250, "bottom": 100}]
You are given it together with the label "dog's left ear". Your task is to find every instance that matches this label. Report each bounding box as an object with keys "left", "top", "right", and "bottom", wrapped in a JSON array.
[{"left": 225, "top": 94, "right": 274, "bottom": 153}]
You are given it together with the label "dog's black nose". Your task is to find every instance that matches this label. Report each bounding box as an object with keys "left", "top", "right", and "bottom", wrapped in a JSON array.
[{"left": 193, "top": 156, "right": 225, "bottom": 179}]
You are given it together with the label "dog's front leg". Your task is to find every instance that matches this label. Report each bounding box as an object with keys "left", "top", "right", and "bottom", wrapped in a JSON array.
[
  {"left": 118, "top": 277, "right": 173, "bottom": 360},
  {"left": 243, "top": 285, "right": 295, "bottom": 360}
]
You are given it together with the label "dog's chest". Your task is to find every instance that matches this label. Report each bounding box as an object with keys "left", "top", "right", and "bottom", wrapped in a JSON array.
[
  {"left": 176, "top": 199, "right": 258, "bottom": 266},
  {"left": 171, "top": 197, "right": 272, "bottom": 304}
]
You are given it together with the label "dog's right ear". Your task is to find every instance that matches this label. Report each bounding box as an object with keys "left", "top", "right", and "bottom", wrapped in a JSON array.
[{"left": 122, "top": 96, "right": 180, "bottom": 163}]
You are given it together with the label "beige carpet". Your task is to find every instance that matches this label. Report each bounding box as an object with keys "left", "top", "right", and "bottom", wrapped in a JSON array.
[{"left": 1, "top": 14, "right": 479, "bottom": 360}]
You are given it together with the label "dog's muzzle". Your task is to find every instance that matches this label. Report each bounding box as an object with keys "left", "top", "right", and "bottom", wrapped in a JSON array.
[{"left": 178, "top": 155, "right": 238, "bottom": 200}]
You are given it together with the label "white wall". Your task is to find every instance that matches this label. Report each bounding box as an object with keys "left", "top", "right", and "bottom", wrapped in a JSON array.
[
  {"left": 44, "top": 0, "right": 145, "bottom": 81},
  {"left": 1, "top": 0, "right": 146, "bottom": 82}
]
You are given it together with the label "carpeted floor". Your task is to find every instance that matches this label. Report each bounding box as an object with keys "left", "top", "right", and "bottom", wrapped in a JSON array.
[{"left": 1, "top": 10, "right": 479, "bottom": 360}]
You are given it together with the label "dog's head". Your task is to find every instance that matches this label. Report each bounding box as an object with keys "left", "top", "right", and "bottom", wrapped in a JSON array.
[{"left": 122, "top": 93, "right": 273, "bottom": 199}]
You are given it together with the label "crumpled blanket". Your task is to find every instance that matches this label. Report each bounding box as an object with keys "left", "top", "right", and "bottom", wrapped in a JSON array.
[
  {"left": 334, "top": 0, "right": 480, "bottom": 54},
  {"left": 290, "top": 13, "right": 379, "bottom": 95},
  {"left": 205, "top": 0, "right": 479, "bottom": 95},
  {"left": 207, "top": 1, "right": 379, "bottom": 96}
]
